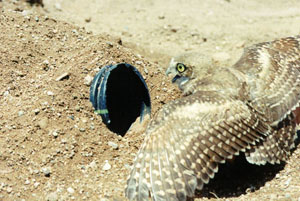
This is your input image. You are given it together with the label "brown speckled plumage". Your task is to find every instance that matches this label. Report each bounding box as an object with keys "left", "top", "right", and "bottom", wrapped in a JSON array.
[{"left": 125, "top": 36, "right": 300, "bottom": 201}]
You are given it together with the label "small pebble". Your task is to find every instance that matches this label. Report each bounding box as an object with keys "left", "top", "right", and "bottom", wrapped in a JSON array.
[
  {"left": 102, "top": 160, "right": 111, "bottom": 171},
  {"left": 46, "top": 192, "right": 58, "bottom": 201},
  {"left": 38, "top": 118, "right": 48, "bottom": 129},
  {"left": 89, "top": 160, "right": 97, "bottom": 169},
  {"left": 67, "top": 187, "right": 75, "bottom": 194},
  {"left": 81, "top": 118, "right": 88, "bottom": 123},
  {"left": 52, "top": 131, "right": 59, "bottom": 138},
  {"left": 55, "top": 3, "right": 62, "bottom": 11},
  {"left": 34, "top": 182, "right": 40, "bottom": 188},
  {"left": 47, "top": 91, "right": 54, "bottom": 96},
  {"left": 79, "top": 128, "right": 86, "bottom": 132},
  {"left": 3, "top": 91, "right": 9, "bottom": 96},
  {"left": 72, "top": 29, "right": 78, "bottom": 35},
  {"left": 158, "top": 15, "right": 165, "bottom": 19},
  {"left": 21, "top": 10, "right": 30, "bottom": 16},
  {"left": 106, "top": 42, "right": 113, "bottom": 48},
  {"left": 6, "top": 187, "right": 12, "bottom": 193},
  {"left": 284, "top": 178, "right": 291, "bottom": 187},
  {"left": 33, "top": 109, "right": 40, "bottom": 115},
  {"left": 170, "top": 27, "right": 178, "bottom": 32},
  {"left": 85, "top": 17, "right": 91, "bottom": 23},
  {"left": 84, "top": 75, "right": 93, "bottom": 86},
  {"left": 117, "top": 38, "right": 122, "bottom": 45},
  {"left": 108, "top": 141, "right": 118, "bottom": 149},
  {"left": 18, "top": 110, "right": 25, "bottom": 117},
  {"left": 25, "top": 180, "right": 30, "bottom": 185},
  {"left": 75, "top": 105, "right": 80, "bottom": 111},
  {"left": 144, "top": 68, "right": 148, "bottom": 74},
  {"left": 55, "top": 72, "right": 70, "bottom": 81},
  {"left": 42, "top": 167, "right": 51, "bottom": 177},
  {"left": 43, "top": 60, "right": 49, "bottom": 65}
]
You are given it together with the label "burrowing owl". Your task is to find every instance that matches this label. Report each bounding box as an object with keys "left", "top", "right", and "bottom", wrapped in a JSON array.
[{"left": 125, "top": 36, "right": 300, "bottom": 201}]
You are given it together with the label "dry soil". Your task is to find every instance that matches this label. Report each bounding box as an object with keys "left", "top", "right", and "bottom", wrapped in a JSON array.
[{"left": 0, "top": 0, "right": 300, "bottom": 201}]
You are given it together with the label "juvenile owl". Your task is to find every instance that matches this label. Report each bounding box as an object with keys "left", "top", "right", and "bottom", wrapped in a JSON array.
[{"left": 125, "top": 36, "right": 300, "bottom": 201}]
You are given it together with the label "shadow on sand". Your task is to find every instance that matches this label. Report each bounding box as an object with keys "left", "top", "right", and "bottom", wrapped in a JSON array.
[{"left": 194, "top": 130, "right": 300, "bottom": 199}]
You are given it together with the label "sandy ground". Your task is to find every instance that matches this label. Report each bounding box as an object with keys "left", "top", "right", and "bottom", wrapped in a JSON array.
[{"left": 0, "top": 0, "right": 300, "bottom": 200}]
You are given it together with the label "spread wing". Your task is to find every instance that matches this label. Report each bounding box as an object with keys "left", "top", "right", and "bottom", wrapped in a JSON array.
[
  {"left": 233, "top": 36, "right": 300, "bottom": 125},
  {"left": 125, "top": 91, "right": 272, "bottom": 201}
]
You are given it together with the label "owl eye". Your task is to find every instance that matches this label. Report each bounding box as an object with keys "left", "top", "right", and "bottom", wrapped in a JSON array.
[{"left": 176, "top": 63, "right": 186, "bottom": 73}]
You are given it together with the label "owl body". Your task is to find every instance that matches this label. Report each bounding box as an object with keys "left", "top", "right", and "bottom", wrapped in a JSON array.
[
  {"left": 181, "top": 67, "right": 247, "bottom": 100},
  {"left": 125, "top": 36, "right": 300, "bottom": 201}
]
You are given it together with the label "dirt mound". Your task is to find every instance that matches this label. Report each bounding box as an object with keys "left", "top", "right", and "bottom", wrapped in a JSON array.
[{"left": 0, "top": 1, "right": 178, "bottom": 200}]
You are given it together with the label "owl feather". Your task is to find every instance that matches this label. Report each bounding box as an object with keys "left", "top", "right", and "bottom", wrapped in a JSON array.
[{"left": 125, "top": 35, "right": 300, "bottom": 200}]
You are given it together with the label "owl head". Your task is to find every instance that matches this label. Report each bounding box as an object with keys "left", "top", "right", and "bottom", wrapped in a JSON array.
[{"left": 166, "top": 52, "right": 214, "bottom": 90}]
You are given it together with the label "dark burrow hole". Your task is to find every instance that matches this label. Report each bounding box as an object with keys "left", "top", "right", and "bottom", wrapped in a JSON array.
[
  {"left": 103, "top": 64, "right": 150, "bottom": 136},
  {"left": 195, "top": 154, "right": 285, "bottom": 199},
  {"left": 195, "top": 130, "right": 300, "bottom": 199}
]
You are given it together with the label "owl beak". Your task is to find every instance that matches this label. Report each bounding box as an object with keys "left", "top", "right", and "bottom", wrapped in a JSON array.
[{"left": 172, "top": 75, "right": 181, "bottom": 83}]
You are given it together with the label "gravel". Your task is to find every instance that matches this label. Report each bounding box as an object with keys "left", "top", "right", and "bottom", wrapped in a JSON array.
[
  {"left": 42, "top": 167, "right": 51, "bottom": 177},
  {"left": 102, "top": 160, "right": 111, "bottom": 171},
  {"left": 46, "top": 192, "right": 58, "bottom": 201},
  {"left": 67, "top": 187, "right": 75, "bottom": 194},
  {"left": 108, "top": 141, "right": 118, "bottom": 149},
  {"left": 55, "top": 72, "right": 70, "bottom": 81},
  {"left": 84, "top": 75, "right": 93, "bottom": 86},
  {"left": 33, "top": 109, "right": 40, "bottom": 115},
  {"left": 47, "top": 91, "right": 54, "bottom": 96},
  {"left": 18, "top": 110, "right": 25, "bottom": 117}
]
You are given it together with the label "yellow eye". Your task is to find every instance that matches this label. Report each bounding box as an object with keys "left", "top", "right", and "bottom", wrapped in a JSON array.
[{"left": 176, "top": 63, "right": 186, "bottom": 73}]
